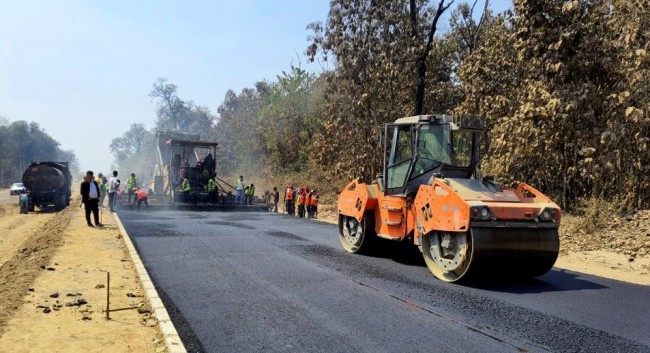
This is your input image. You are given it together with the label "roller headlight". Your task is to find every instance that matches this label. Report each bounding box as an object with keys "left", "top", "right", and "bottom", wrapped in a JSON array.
[
  {"left": 539, "top": 207, "right": 558, "bottom": 221},
  {"left": 470, "top": 206, "right": 492, "bottom": 220}
]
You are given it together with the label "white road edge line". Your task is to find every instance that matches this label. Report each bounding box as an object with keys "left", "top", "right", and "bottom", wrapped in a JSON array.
[{"left": 113, "top": 213, "right": 188, "bottom": 353}]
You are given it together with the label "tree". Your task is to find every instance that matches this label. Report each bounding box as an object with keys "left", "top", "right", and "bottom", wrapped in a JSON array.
[
  {"left": 110, "top": 123, "right": 156, "bottom": 183},
  {"left": 0, "top": 118, "right": 79, "bottom": 185},
  {"left": 149, "top": 78, "right": 214, "bottom": 136},
  {"left": 449, "top": 0, "right": 493, "bottom": 57},
  {"left": 307, "top": 0, "right": 456, "bottom": 182},
  {"left": 258, "top": 66, "right": 323, "bottom": 174},
  {"left": 411, "top": 0, "right": 455, "bottom": 115},
  {"left": 454, "top": 0, "right": 650, "bottom": 211},
  {"left": 212, "top": 86, "right": 267, "bottom": 176},
  {"left": 110, "top": 123, "right": 150, "bottom": 161},
  {"left": 599, "top": 0, "right": 650, "bottom": 209}
]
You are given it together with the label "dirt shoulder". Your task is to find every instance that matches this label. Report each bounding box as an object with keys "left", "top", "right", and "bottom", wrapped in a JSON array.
[
  {"left": 0, "top": 188, "right": 18, "bottom": 206},
  {"left": 558, "top": 211, "right": 650, "bottom": 285},
  {"left": 317, "top": 204, "right": 650, "bottom": 286},
  {"left": 0, "top": 200, "right": 165, "bottom": 353}
]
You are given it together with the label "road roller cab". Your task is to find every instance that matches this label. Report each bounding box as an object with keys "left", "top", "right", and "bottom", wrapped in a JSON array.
[{"left": 337, "top": 114, "right": 561, "bottom": 282}]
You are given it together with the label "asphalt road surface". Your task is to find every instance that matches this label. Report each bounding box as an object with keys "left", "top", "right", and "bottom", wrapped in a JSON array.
[{"left": 119, "top": 210, "right": 650, "bottom": 353}]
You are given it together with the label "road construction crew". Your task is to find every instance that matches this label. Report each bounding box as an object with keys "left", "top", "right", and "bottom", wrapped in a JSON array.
[
  {"left": 293, "top": 187, "right": 299, "bottom": 213},
  {"left": 134, "top": 188, "right": 149, "bottom": 210},
  {"left": 246, "top": 183, "right": 255, "bottom": 205},
  {"left": 272, "top": 187, "right": 279, "bottom": 213},
  {"left": 302, "top": 188, "right": 310, "bottom": 218},
  {"left": 295, "top": 188, "right": 302, "bottom": 217},
  {"left": 285, "top": 185, "right": 294, "bottom": 215},
  {"left": 127, "top": 173, "right": 139, "bottom": 205},
  {"left": 182, "top": 177, "right": 191, "bottom": 204},
  {"left": 297, "top": 188, "right": 307, "bottom": 218},
  {"left": 244, "top": 184, "right": 250, "bottom": 205},
  {"left": 207, "top": 176, "right": 217, "bottom": 203},
  {"left": 108, "top": 171, "right": 119, "bottom": 212},
  {"left": 98, "top": 174, "right": 107, "bottom": 208},
  {"left": 235, "top": 176, "right": 244, "bottom": 205},
  {"left": 309, "top": 190, "right": 319, "bottom": 219},
  {"left": 306, "top": 190, "right": 313, "bottom": 218}
]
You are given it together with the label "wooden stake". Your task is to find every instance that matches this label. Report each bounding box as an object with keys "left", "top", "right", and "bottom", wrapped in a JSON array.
[{"left": 106, "top": 272, "right": 110, "bottom": 320}]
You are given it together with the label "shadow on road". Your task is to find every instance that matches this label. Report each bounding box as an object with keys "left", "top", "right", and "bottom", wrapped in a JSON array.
[
  {"left": 361, "top": 239, "right": 608, "bottom": 294},
  {"left": 363, "top": 238, "right": 427, "bottom": 267},
  {"left": 467, "top": 268, "right": 609, "bottom": 293}
]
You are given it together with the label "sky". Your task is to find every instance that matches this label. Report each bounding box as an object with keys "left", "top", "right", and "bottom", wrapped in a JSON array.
[{"left": 0, "top": 0, "right": 512, "bottom": 174}]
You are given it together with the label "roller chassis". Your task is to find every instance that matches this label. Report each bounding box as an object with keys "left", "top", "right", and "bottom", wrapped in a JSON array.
[{"left": 338, "top": 179, "right": 560, "bottom": 282}]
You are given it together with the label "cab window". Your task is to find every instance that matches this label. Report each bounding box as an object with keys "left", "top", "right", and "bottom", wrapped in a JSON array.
[{"left": 387, "top": 126, "right": 413, "bottom": 189}]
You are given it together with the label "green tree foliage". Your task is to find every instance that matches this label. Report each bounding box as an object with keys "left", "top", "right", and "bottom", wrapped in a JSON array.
[
  {"left": 109, "top": 123, "right": 156, "bottom": 182},
  {"left": 258, "top": 66, "right": 323, "bottom": 174},
  {"left": 150, "top": 78, "right": 215, "bottom": 136},
  {"left": 0, "top": 118, "right": 80, "bottom": 186},
  {"left": 212, "top": 86, "right": 267, "bottom": 176}
]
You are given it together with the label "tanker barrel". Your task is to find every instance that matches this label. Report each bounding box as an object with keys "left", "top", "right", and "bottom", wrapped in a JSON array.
[{"left": 22, "top": 162, "right": 71, "bottom": 193}]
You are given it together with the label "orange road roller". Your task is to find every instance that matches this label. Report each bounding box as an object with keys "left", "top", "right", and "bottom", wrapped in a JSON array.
[{"left": 337, "top": 115, "right": 560, "bottom": 282}]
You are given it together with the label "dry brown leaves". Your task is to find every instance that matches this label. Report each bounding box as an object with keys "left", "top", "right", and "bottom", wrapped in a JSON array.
[{"left": 561, "top": 210, "right": 650, "bottom": 259}]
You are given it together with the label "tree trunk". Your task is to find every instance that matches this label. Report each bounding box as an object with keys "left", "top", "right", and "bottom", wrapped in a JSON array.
[
  {"left": 410, "top": 0, "right": 452, "bottom": 115},
  {"left": 562, "top": 147, "right": 568, "bottom": 210}
]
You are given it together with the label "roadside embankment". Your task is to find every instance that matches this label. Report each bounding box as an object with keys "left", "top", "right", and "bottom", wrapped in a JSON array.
[{"left": 0, "top": 200, "right": 165, "bottom": 353}]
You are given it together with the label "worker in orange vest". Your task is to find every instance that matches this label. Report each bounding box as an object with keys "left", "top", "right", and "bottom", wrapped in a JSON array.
[
  {"left": 306, "top": 190, "right": 313, "bottom": 218},
  {"left": 134, "top": 188, "right": 149, "bottom": 211},
  {"left": 306, "top": 190, "right": 312, "bottom": 218},
  {"left": 298, "top": 188, "right": 308, "bottom": 218},
  {"left": 309, "top": 190, "right": 319, "bottom": 219},
  {"left": 285, "top": 185, "right": 294, "bottom": 215}
]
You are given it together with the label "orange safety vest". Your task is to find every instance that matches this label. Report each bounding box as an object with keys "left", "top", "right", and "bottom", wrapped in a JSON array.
[
  {"left": 286, "top": 187, "right": 294, "bottom": 200},
  {"left": 299, "top": 192, "right": 308, "bottom": 205},
  {"left": 136, "top": 189, "right": 148, "bottom": 200},
  {"left": 310, "top": 194, "right": 318, "bottom": 206}
]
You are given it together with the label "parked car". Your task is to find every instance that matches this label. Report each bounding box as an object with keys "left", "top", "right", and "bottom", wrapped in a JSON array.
[{"left": 10, "top": 182, "right": 27, "bottom": 195}]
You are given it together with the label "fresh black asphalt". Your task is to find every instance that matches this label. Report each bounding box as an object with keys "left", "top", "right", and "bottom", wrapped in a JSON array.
[{"left": 118, "top": 210, "right": 650, "bottom": 353}]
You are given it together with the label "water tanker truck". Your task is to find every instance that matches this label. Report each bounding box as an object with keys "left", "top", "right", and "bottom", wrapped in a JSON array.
[{"left": 22, "top": 161, "right": 72, "bottom": 211}]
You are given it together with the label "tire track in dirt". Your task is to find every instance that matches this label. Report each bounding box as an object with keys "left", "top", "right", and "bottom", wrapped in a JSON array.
[{"left": 0, "top": 203, "right": 74, "bottom": 334}]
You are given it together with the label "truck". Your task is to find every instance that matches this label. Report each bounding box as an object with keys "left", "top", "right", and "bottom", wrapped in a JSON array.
[{"left": 22, "top": 161, "right": 72, "bottom": 212}]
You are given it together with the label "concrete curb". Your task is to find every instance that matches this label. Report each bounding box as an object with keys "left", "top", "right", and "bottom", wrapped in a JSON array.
[{"left": 113, "top": 213, "right": 187, "bottom": 353}]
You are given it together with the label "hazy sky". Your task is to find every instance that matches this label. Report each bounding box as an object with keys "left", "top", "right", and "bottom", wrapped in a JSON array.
[{"left": 0, "top": 0, "right": 511, "bottom": 174}]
